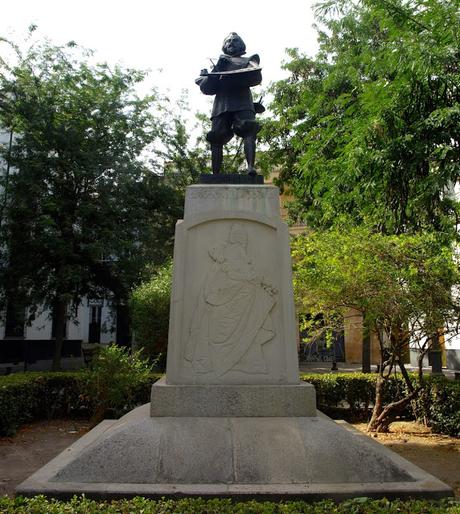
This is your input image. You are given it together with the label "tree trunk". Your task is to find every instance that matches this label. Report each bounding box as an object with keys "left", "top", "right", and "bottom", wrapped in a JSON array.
[
  {"left": 368, "top": 387, "right": 421, "bottom": 432},
  {"left": 369, "top": 330, "right": 422, "bottom": 432},
  {"left": 368, "top": 373, "right": 384, "bottom": 431},
  {"left": 52, "top": 297, "right": 66, "bottom": 371},
  {"left": 362, "top": 323, "right": 371, "bottom": 373}
]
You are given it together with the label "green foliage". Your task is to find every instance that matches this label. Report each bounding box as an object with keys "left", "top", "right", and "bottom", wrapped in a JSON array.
[
  {"left": 130, "top": 259, "right": 173, "bottom": 359},
  {"left": 292, "top": 226, "right": 460, "bottom": 349},
  {"left": 302, "top": 372, "right": 460, "bottom": 436},
  {"left": 302, "top": 372, "right": 407, "bottom": 419},
  {"left": 292, "top": 225, "right": 458, "bottom": 430},
  {"left": 414, "top": 377, "right": 460, "bottom": 437},
  {"left": 261, "top": 0, "right": 460, "bottom": 234},
  {"left": 158, "top": 99, "right": 212, "bottom": 189},
  {"left": 82, "top": 345, "right": 153, "bottom": 422},
  {"left": 1, "top": 370, "right": 457, "bottom": 437},
  {"left": 0, "top": 496, "right": 458, "bottom": 513},
  {"left": 0, "top": 36, "right": 183, "bottom": 368}
]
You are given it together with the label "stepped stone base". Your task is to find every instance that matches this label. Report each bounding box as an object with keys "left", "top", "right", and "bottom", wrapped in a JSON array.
[
  {"left": 16, "top": 402, "right": 453, "bottom": 501},
  {"left": 150, "top": 377, "right": 316, "bottom": 417}
]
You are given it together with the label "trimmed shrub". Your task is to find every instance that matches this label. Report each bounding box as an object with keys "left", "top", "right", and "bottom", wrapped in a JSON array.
[
  {"left": 0, "top": 365, "right": 162, "bottom": 436},
  {"left": 302, "top": 372, "right": 460, "bottom": 436},
  {"left": 301, "top": 373, "right": 409, "bottom": 420},
  {"left": 0, "top": 372, "right": 84, "bottom": 436},
  {"left": 0, "top": 496, "right": 458, "bottom": 513},
  {"left": 414, "top": 377, "right": 460, "bottom": 437},
  {"left": 1, "top": 371, "right": 457, "bottom": 437}
]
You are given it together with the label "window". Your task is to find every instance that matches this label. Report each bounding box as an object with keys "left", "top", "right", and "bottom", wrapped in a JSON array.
[{"left": 88, "top": 305, "right": 102, "bottom": 343}]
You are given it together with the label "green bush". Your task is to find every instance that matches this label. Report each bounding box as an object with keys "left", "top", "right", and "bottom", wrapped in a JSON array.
[
  {"left": 414, "top": 377, "right": 460, "bottom": 437},
  {"left": 0, "top": 496, "right": 458, "bottom": 513},
  {"left": 1, "top": 370, "right": 457, "bottom": 437},
  {"left": 82, "top": 344, "right": 153, "bottom": 423},
  {"left": 301, "top": 373, "right": 409, "bottom": 420},
  {"left": 130, "top": 259, "right": 173, "bottom": 361}
]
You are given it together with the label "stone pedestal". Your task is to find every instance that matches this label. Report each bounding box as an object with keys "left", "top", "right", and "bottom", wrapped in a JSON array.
[
  {"left": 166, "top": 185, "right": 299, "bottom": 386},
  {"left": 16, "top": 184, "right": 453, "bottom": 501}
]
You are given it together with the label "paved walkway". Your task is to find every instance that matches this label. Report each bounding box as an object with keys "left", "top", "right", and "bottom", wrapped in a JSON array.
[{"left": 299, "top": 361, "right": 458, "bottom": 380}]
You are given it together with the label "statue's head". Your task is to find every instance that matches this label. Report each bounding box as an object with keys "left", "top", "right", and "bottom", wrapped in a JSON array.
[{"left": 222, "top": 33, "right": 246, "bottom": 57}]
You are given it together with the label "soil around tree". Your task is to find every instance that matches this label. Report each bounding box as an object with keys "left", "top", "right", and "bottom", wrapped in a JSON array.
[
  {"left": 353, "top": 421, "right": 460, "bottom": 499},
  {"left": 0, "top": 419, "right": 458, "bottom": 499}
]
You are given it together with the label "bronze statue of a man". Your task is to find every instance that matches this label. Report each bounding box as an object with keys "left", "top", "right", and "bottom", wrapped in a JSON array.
[{"left": 196, "top": 33, "right": 263, "bottom": 176}]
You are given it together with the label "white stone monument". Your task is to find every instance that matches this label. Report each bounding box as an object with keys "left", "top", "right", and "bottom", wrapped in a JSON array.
[
  {"left": 17, "top": 183, "right": 453, "bottom": 501},
  {"left": 151, "top": 184, "right": 316, "bottom": 419}
]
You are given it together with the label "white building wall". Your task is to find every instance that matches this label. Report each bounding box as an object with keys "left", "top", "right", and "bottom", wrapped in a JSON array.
[{"left": 1, "top": 297, "right": 116, "bottom": 344}]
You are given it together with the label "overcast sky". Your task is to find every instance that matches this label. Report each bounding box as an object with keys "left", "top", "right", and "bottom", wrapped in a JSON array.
[{"left": 2, "top": 0, "right": 319, "bottom": 116}]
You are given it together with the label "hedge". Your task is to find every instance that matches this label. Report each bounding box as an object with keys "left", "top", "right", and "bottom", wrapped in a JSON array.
[
  {"left": 416, "top": 376, "right": 460, "bottom": 437},
  {"left": 1, "top": 371, "right": 458, "bottom": 437},
  {"left": 0, "top": 496, "right": 459, "bottom": 514},
  {"left": 0, "top": 371, "right": 161, "bottom": 437},
  {"left": 0, "top": 372, "right": 84, "bottom": 437},
  {"left": 301, "top": 372, "right": 460, "bottom": 436},
  {"left": 301, "top": 372, "right": 407, "bottom": 419}
]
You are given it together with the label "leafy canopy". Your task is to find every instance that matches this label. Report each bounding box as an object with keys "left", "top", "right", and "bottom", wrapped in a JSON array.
[
  {"left": 130, "top": 259, "right": 172, "bottom": 360},
  {"left": 261, "top": 0, "right": 460, "bottom": 234},
  {"left": 292, "top": 225, "right": 460, "bottom": 350},
  {"left": 0, "top": 37, "right": 182, "bottom": 323}
]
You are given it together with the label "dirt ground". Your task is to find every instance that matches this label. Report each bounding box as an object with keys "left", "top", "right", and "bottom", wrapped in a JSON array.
[
  {"left": 353, "top": 421, "right": 460, "bottom": 499},
  {"left": 0, "top": 419, "right": 90, "bottom": 497},
  {"left": 0, "top": 419, "right": 458, "bottom": 499}
]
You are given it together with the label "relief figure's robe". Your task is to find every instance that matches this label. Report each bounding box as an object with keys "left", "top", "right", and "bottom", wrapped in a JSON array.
[{"left": 184, "top": 240, "right": 275, "bottom": 378}]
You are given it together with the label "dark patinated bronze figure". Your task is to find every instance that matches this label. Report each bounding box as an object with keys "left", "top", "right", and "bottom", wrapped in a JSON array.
[{"left": 196, "top": 33, "right": 264, "bottom": 176}]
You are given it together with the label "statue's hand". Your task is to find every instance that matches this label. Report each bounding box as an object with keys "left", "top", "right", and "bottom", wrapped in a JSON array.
[{"left": 200, "top": 68, "right": 208, "bottom": 76}]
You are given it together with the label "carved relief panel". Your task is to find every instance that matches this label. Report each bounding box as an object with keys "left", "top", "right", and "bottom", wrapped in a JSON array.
[{"left": 166, "top": 215, "right": 299, "bottom": 385}]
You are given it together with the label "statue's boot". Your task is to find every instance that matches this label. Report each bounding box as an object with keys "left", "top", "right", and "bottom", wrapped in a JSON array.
[{"left": 211, "top": 144, "right": 223, "bottom": 174}]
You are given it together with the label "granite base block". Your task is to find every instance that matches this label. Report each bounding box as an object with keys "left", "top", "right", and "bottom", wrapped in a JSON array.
[{"left": 150, "top": 378, "right": 316, "bottom": 417}]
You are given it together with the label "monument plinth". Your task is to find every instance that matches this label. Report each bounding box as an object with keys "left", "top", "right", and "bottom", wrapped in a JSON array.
[
  {"left": 167, "top": 185, "right": 300, "bottom": 385},
  {"left": 17, "top": 184, "right": 453, "bottom": 501},
  {"left": 154, "top": 184, "right": 316, "bottom": 417}
]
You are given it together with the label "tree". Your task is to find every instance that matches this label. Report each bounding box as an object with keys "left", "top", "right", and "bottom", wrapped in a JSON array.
[
  {"left": 258, "top": 0, "right": 460, "bottom": 430},
  {"left": 152, "top": 93, "right": 211, "bottom": 190},
  {"left": 260, "top": 0, "right": 460, "bottom": 234},
  {"left": 292, "top": 225, "right": 460, "bottom": 431},
  {"left": 0, "top": 37, "right": 182, "bottom": 369}
]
